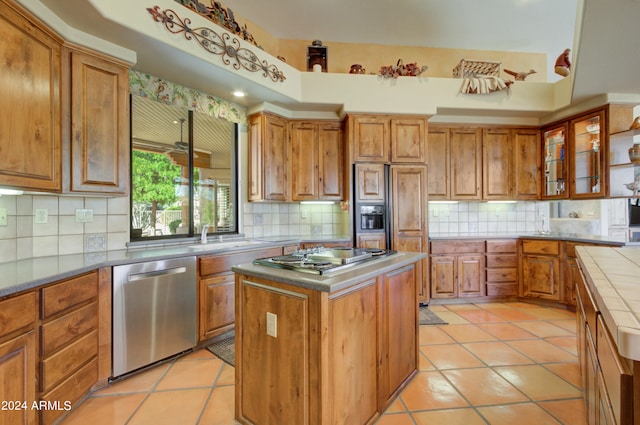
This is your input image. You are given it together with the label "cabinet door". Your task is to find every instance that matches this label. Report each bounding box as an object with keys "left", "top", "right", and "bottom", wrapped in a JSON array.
[
  {"left": 67, "top": 49, "right": 129, "bottom": 194},
  {"left": 290, "top": 122, "right": 318, "bottom": 200},
  {"left": 355, "top": 163, "right": 385, "bottom": 202},
  {"left": 513, "top": 129, "right": 541, "bottom": 199},
  {"left": 563, "top": 258, "right": 579, "bottom": 306},
  {"left": 318, "top": 123, "right": 343, "bottom": 200},
  {"left": 521, "top": 254, "right": 560, "bottom": 300},
  {"left": 199, "top": 273, "right": 235, "bottom": 341},
  {"left": 352, "top": 116, "right": 389, "bottom": 162},
  {"left": 542, "top": 123, "right": 569, "bottom": 199},
  {"left": 0, "top": 2, "right": 62, "bottom": 192},
  {"left": 427, "top": 126, "right": 450, "bottom": 199},
  {"left": 391, "top": 165, "right": 428, "bottom": 303},
  {"left": 482, "top": 129, "right": 512, "bottom": 199},
  {"left": 248, "top": 114, "right": 264, "bottom": 201},
  {"left": 450, "top": 128, "right": 482, "bottom": 199},
  {"left": 0, "top": 332, "right": 37, "bottom": 425},
  {"left": 380, "top": 266, "right": 418, "bottom": 406},
  {"left": 457, "top": 254, "right": 484, "bottom": 297},
  {"left": 390, "top": 118, "right": 426, "bottom": 163},
  {"left": 430, "top": 256, "right": 456, "bottom": 298},
  {"left": 356, "top": 233, "right": 386, "bottom": 249},
  {"left": 570, "top": 109, "right": 606, "bottom": 198},
  {"left": 264, "top": 115, "right": 289, "bottom": 201}
]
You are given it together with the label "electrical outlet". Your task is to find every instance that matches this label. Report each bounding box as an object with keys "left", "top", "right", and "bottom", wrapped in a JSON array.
[
  {"left": 35, "top": 208, "right": 48, "bottom": 224},
  {"left": 75, "top": 208, "right": 94, "bottom": 223},
  {"left": 432, "top": 208, "right": 439, "bottom": 217},
  {"left": 0, "top": 208, "right": 6, "bottom": 226},
  {"left": 266, "top": 312, "right": 277, "bottom": 337}
]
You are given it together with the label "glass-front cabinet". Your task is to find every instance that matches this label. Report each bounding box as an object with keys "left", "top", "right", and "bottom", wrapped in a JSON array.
[
  {"left": 542, "top": 124, "right": 568, "bottom": 199},
  {"left": 570, "top": 110, "right": 605, "bottom": 198}
]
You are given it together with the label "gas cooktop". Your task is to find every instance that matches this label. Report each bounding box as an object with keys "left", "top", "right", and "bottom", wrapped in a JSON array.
[{"left": 252, "top": 247, "right": 396, "bottom": 275}]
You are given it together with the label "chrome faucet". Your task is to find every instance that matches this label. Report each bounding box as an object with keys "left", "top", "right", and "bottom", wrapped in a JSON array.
[{"left": 201, "top": 224, "right": 210, "bottom": 244}]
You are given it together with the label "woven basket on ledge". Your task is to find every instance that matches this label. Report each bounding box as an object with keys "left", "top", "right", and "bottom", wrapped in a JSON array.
[{"left": 453, "top": 59, "right": 502, "bottom": 78}]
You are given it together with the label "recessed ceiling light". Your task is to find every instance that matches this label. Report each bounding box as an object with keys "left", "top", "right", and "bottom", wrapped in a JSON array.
[{"left": 233, "top": 90, "right": 246, "bottom": 97}]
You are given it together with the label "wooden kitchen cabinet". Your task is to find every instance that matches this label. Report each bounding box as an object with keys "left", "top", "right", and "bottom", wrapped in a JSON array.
[
  {"left": 485, "top": 239, "right": 518, "bottom": 296},
  {"left": 357, "top": 233, "right": 387, "bottom": 249},
  {"left": 430, "top": 240, "right": 485, "bottom": 299},
  {"left": 570, "top": 109, "right": 606, "bottom": 199},
  {"left": 290, "top": 121, "right": 343, "bottom": 201},
  {"left": 513, "top": 129, "right": 541, "bottom": 199},
  {"left": 349, "top": 115, "right": 390, "bottom": 162},
  {"left": 63, "top": 46, "right": 130, "bottom": 195},
  {"left": 354, "top": 163, "right": 386, "bottom": 202},
  {"left": 349, "top": 114, "right": 428, "bottom": 163},
  {"left": 39, "top": 271, "right": 100, "bottom": 425},
  {"left": 0, "top": 0, "right": 63, "bottom": 192},
  {"left": 248, "top": 112, "right": 289, "bottom": 201},
  {"left": 426, "top": 126, "right": 450, "bottom": 199},
  {"left": 198, "top": 246, "right": 283, "bottom": 342},
  {"left": 520, "top": 239, "right": 561, "bottom": 301},
  {"left": 0, "top": 291, "right": 37, "bottom": 425},
  {"left": 391, "top": 165, "right": 428, "bottom": 302}
]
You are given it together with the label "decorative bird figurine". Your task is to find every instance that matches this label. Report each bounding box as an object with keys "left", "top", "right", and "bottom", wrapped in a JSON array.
[
  {"left": 503, "top": 68, "right": 537, "bottom": 81},
  {"left": 624, "top": 175, "right": 640, "bottom": 196}
]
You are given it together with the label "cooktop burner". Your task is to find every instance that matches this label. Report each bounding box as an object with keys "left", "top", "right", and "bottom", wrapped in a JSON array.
[{"left": 252, "top": 247, "right": 397, "bottom": 275}]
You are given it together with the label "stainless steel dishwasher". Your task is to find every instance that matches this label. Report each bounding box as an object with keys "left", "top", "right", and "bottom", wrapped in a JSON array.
[{"left": 112, "top": 256, "right": 197, "bottom": 377}]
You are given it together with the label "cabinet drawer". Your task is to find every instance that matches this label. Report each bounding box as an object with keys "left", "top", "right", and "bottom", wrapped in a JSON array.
[
  {"left": 486, "top": 283, "right": 518, "bottom": 296},
  {"left": 41, "top": 302, "right": 98, "bottom": 357},
  {"left": 521, "top": 240, "right": 559, "bottom": 255},
  {"left": 199, "top": 247, "right": 283, "bottom": 276},
  {"left": 41, "top": 329, "right": 98, "bottom": 392},
  {"left": 42, "top": 272, "right": 98, "bottom": 319},
  {"left": 486, "top": 239, "right": 517, "bottom": 253},
  {"left": 0, "top": 292, "right": 36, "bottom": 337},
  {"left": 596, "top": 316, "right": 633, "bottom": 425},
  {"left": 40, "top": 357, "right": 98, "bottom": 425},
  {"left": 430, "top": 240, "right": 484, "bottom": 255},
  {"left": 486, "top": 254, "right": 517, "bottom": 268},
  {"left": 486, "top": 269, "right": 517, "bottom": 282}
]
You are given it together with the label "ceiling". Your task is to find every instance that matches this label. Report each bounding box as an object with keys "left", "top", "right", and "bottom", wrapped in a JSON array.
[{"left": 33, "top": 0, "right": 640, "bottom": 111}]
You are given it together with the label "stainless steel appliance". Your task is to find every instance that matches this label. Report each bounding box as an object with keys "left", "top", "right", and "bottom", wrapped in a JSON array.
[
  {"left": 354, "top": 164, "right": 391, "bottom": 248},
  {"left": 113, "top": 257, "right": 197, "bottom": 377},
  {"left": 252, "top": 247, "right": 396, "bottom": 275}
]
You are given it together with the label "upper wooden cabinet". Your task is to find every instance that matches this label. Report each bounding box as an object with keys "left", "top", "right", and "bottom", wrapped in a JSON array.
[
  {"left": 541, "top": 123, "right": 569, "bottom": 199},
  {"left": 569, "top": 109, "right": 606, "bottom": 199},
  {"left": 450, "top": 128, "right": 482, "bottom": 199},
  {"left": 290, "top": 121, "right": 343, "bottom": 201},
  {"left": 248, "top": 113, "right": 289, "bottom": 201},
  {"left": 0, "top": 0, "right": 63, "bottom": 192},
  {"left": 483, "top": 128, "right": 541, "bottom": 200},
  {"left": 349, "top": 115, "right": 427, "bottom": 163},
  {"left": 426, "top": 126, "right": 449, "bottom": 199},
  {"left": 63, "top": 46, "right": 130, "bottom": 195},
  {"left": 354, "top": 163, "right": 385, "bottom": 202}
]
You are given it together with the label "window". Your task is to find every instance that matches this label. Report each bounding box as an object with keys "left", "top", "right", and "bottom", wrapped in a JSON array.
[{"left": 130, "top": 95, "right": 237, "bottom": 240}]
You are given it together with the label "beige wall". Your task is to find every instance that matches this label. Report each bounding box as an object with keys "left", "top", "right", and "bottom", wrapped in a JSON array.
[{"left": 235, "top": 14, "right": 548, "bottom": 81}]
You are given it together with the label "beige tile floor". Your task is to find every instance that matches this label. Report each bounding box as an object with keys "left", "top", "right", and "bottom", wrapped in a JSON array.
[{"left": 58, "top": 302, "right": 585, "bottom": 425}]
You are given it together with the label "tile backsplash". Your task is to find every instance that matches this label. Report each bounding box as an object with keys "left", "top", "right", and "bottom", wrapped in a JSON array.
[
  {"left": 242, "top": 202, "right": 349, "bottom": 238},
  {"left": 0, "top": 194, "right": 129, "bottom": 262},
  {"left": 428, "top": 201, "right": 550, "bottom": 234}
]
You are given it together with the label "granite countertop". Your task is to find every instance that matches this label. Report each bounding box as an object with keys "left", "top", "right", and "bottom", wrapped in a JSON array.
[
  {"left": 576, "top": 246, "right": 640, "bottom": 361},
  {"left": 0, "top": 236, "right": 351, "bottom": 298},
  {"left": 429, "top": 232, "right": 627, "bottom": 245},
  {"left": 232, "top": 251, "right": 426, "bottom": 293}
]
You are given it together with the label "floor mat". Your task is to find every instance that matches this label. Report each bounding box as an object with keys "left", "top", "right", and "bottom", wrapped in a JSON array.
[
  {"left": 207, "top": 336, "right": 235, "bottom": 367},
  {"left": 419, "top": 306, "right": 448, "bottom": 325}
]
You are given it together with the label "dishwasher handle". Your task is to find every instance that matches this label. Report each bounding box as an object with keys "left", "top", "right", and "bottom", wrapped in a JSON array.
[{"left": 127, "top": 266, "right": 188, "bottom": 282}]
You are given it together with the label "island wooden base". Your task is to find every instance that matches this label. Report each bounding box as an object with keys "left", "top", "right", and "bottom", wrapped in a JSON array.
[{"left": 234, "top": 261, "right": 420, "bottom": 425}]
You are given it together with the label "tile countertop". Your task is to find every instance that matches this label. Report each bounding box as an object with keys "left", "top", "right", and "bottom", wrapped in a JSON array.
[
  {"left": 429, "top": 232, "right": 628, "bottom": 245},
  {"left": 576, "top": 246, "right": 640, "bottom": 361},
  {"left": 0, "top": 236, "right": 351, "bottom": 299}
]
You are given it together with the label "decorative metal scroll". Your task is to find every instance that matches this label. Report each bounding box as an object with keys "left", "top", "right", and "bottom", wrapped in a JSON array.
[{"left": 147, "top": 6, "right": 286, "bottom": 82}]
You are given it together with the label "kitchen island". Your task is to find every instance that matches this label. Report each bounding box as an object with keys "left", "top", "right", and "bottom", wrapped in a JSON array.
[
  {"left": 232, "top": 251, "right": 425, "bottom": 425},
  {"left": 575, "top": 246, "right": 640, "bottom": 424}
]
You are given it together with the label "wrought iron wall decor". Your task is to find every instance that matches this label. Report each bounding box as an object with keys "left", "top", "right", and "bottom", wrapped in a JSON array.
[{"left": 147, "top": 6, "right": 286, "bottom": 83}]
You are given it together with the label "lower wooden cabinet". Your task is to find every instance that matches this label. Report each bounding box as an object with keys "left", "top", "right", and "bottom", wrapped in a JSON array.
[
  {"left": 520, "top": 239, "right": 561, "bottom": 301},
  {"left": 430, "top": 241, "right": 484, "bottom": 299},
  {"left": 485, "top": 239, "right": 518, "bottom": 296},
  {"left": 0, "top": 292, "right": 37, "bottom": 425},
  {"left": 198, "top": 247, "right": 283, "bottom": 342}
]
